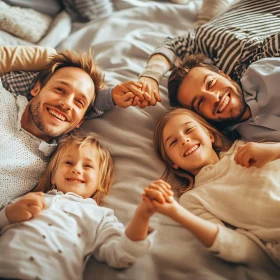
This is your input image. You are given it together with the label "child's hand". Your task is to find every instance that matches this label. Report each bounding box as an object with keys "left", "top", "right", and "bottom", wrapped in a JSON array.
[
  {"left": 6, "top": 192, "right": 46, "bottom": 224},
  {"left": 112, "top": 81, "right": 150, "bottom": 108},
  {"left": 142, "top": 179, "right": 181, "bottom": 218},
  {"left": 137, "top": 180, "right": 173, "bottom": 219},
  {"left": 144, "top": 179, "right": 173, "bottom": 203},
  {"left": 234, "top": 142, "right": 279, "bottom": 168}
]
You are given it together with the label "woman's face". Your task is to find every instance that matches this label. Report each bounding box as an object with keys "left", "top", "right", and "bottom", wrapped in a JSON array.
[{"left": 162, "top": 114, "right": 219, "bottom": 175}]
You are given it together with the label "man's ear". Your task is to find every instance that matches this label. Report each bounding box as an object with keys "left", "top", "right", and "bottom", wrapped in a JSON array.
[
  {"left": 210, "top": 134, "right": 215, "bottom": 143},
  {"left": 30, "top": 82, "right": 41, "bottom": 97},
  {"left": 75, "top": 118, "right": 85, "bottom": 128}
]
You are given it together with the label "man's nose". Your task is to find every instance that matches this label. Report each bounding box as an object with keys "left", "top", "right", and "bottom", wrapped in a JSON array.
[
  {"left": 60, "top": 95, "right": 73, "bottom": 110},
  {"left": 205, "top": 91, "right": 220, "bottom": 103}
]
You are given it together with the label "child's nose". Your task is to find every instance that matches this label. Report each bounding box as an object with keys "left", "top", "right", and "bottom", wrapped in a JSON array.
[
  {"left": 71, "top": 165, "right": 81, "bottom": 174},
  {"left": 181, "top": 136, "right": 190, "bottom": 145}
]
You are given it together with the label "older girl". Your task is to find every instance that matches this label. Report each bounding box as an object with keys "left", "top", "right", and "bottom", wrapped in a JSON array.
[
  {"left": 0, "top": 133, "right": 156, "bottom": 280},
  {"left": 146, "top": 108, "right": 280, "bottom": 268}
]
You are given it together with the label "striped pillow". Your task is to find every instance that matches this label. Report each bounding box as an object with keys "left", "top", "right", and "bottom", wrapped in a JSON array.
[{"left": 61, "top": 0, "right": 114, "bottom": 22}]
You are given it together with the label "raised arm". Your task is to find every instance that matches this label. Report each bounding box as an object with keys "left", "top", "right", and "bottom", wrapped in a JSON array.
[
  {"left": 0, "top": 45, "right": 55, "bottom": 74},
  {"left": 138, "top": 31, "right": 196, "bottom": 107}
]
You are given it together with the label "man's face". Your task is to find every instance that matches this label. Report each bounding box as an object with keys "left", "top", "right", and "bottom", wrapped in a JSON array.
[
  {"left": 177, "top": 67, "right": 248, "bottom": 126},
  {"left": 27, "top": 67, "right": 95, "bottom": 141}
]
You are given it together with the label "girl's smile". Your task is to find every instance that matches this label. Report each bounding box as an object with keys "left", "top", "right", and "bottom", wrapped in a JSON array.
[{"left": 163, "top": 114, "right": 219, "bottom": 175}]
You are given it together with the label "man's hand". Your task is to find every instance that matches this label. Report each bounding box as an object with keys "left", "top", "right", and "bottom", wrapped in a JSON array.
[
  {"left": 112, "top": 81, "right": 150, "bottom": 108},
  {"left": 234, "top": 142, "right": 280, "bottom": 168},
  {"left": 6, "top": 192, "right": 46, "bottom": 224},
  {"left": 138, "top": 77, "right": 161, "bottom": 108}
]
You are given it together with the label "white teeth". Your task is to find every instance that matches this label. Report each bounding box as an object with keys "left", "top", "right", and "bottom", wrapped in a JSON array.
[
  {"left": 67, "top": 178, "right": 83, "bottom": 183},
  {"left": 48, "top": 109, "right": 66, "bottom": 121},
  {"left": 218, "top": 95, "right": 230, "bottom": 113},
  {"left": 184, "top": 145, "right": 199, "bottom": 157}
]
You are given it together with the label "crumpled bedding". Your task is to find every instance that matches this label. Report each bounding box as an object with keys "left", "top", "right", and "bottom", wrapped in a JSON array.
[{"left": 2, "top": 0, "right": 280, "bottom": 279}]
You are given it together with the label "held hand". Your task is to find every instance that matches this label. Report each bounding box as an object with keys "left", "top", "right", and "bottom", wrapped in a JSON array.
[
  {"left": 6, "top": 192, "right": 46, "bottom": 224},
  {"left": 112, "top": 81, "right": 149, "bottom": 108},
  {"left": 234, "top": 142, "right": 278, "bottom": 168},
  {"left": 144, "top": 179, "right": 173, "bottom": 203},
  {"left": 138, "top": 77, "right": 161, "bottom": 108}
]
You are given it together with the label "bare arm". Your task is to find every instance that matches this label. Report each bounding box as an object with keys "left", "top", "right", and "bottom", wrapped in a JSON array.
[{"left": 125, "top": 196, "right": 157, "bottom": 241}]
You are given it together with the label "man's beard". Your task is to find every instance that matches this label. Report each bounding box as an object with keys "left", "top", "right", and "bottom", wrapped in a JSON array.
[
  {"left": 208, "top": 80, "right": 247, "bottom": 130},
  {"left": 29, "top": 98, "right": 63, "bottom": 138}
]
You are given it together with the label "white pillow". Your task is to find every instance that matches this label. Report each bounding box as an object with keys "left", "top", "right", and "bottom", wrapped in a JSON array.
[{"left": 0, "top": 2, "right": 52, "bottom": 43}]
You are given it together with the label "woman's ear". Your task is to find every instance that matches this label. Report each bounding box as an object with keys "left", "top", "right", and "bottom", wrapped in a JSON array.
[{"left": 30, "top": 81, "right": 41, "bottom": 97}]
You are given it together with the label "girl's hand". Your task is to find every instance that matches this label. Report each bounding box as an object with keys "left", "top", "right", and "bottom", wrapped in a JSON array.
[
  {"left": 143, "top": 179, "right": 180, "bottom": 218},
  {"left": 144, "top": 179, "right": 173, "bottom": 203},
  {"left": 6, "top": 192, "right": 46, "bottom": 224},
  {"left": 234, "top": 142, "right": 280, "bottom": 168}
]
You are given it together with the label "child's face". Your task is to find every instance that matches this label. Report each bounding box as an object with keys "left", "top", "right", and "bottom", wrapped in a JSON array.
[
  {"left": 52, "top": 144, "right": 100, "bottom": 198},
  {"left": 163, "top": 114, "right": 219, "bottom": 175}
]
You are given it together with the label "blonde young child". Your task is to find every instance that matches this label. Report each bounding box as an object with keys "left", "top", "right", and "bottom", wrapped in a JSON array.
[
  {"left": 0, "top": 133, "right": 156, "bottom": 280},
  {"left": 145, "top": 108, "right": 280, "bottom": 268}
]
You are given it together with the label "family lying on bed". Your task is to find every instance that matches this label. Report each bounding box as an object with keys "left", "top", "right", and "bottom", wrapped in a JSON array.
[{"left": 1, "top": 0, "right": 280, "bottom": 278}]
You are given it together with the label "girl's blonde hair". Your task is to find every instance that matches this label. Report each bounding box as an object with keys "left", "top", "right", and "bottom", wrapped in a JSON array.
[
  {"left": 35, "top": 132, "right": 114, "bottom": 205},
  {"left": 153, "top": 108, "right": 232, "bottom": 196}
]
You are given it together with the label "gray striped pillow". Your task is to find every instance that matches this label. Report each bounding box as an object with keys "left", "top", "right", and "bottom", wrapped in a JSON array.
[{"left": 61, "top": 0, "right": 114, "bottom": 22}]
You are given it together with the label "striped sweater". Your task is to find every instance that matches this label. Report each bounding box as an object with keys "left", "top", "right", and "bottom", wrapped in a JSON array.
[{"left": 142, "top": 0, "right": 280, "bottom": 82}]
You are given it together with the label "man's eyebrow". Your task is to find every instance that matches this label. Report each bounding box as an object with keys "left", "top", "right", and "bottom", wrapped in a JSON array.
[{"left": 56, "top": 80, "right": 89, "bottom": 102}]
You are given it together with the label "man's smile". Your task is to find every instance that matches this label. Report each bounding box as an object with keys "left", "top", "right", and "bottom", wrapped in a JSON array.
[{"left": 47, "top": 107, "right": 68, "bottom": 122}]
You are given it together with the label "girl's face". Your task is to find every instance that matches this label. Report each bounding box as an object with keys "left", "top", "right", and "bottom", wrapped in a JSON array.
[
  {"left": 162, "top": 114, "right": 219, "bottom": 175},
  {"left": 52, "top": 144, "right": 100, "bottom": 198}
]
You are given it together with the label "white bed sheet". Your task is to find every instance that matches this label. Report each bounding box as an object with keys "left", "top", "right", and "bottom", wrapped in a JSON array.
[{"left": 54, "top": 1, "right": 280, "bottom": 279}]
